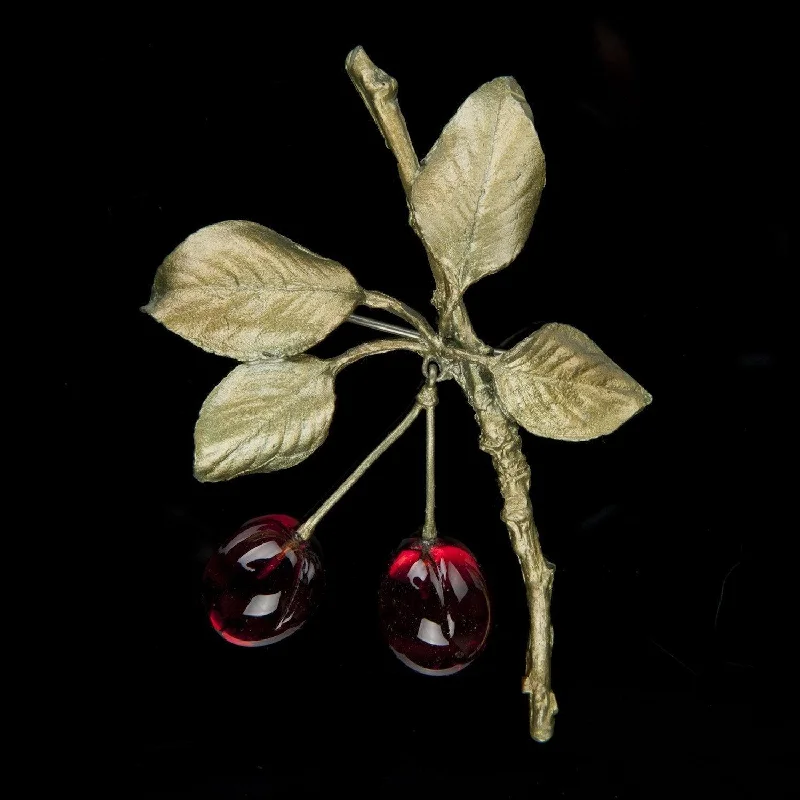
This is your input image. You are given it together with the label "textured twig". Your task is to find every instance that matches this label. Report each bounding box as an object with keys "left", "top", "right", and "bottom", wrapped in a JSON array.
[
  {"left": 345, "top": 47, "right": 419, "bottom": 193},
  {"left": 460, "top": 363, "right": 557, "bottom": 741}
]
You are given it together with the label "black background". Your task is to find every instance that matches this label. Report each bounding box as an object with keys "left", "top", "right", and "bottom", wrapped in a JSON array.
[{"left": 87, "top": 11, "right": 792, "bottom": 798}]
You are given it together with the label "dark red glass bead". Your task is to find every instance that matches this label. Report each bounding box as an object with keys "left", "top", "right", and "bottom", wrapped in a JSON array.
[
  {"left": 202, "top": 514, "right": 323, "bottom": 647},
  {"left": 378, "top": 537, "right": 490, "bottom": 675}
]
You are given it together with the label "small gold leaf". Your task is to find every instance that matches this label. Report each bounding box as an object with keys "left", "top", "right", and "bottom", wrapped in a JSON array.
[
  {"left": 411, "top": 77, "right": 545, "bottom": 306},
  {"left": 194, "top": 356, "right": 335, "bottom": 482},
  {"left": 143, "top": 220, "right": 364, "bottom": 360},
  {"left": 491, "top": 324, "right": 651, "bottom": 441}
]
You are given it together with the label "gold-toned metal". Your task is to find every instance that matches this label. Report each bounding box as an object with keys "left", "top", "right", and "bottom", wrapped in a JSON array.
[
  {"left": 460, "top": 361, "right": 558, "bottom": 740},
  {"left": 346, "top": 46, "right": 647, "bottom": 741},
  {"left": 363, "top": 290, "right": 439, "bottom": 345},
  {"left": 143, "top": 220, "right": 364, "bottom": 360},
  {"left": 296, "top": 371, "right": 440, "bottom": 542},
  {"left": 194, "top": 356, "right": 336, "bottom": 482},
  {"left": 410, "top": 77, "right": 546, "bottom": 320},
  {"left": 347, "top": 309, "right": 508, "bottom": 356},
  {"left": 332, "top": 337, "right": 428, "bottom": 373},
  {"left": 492, "top": 323, "right": 653, "bottom": 441},
  {"left": 421, "top": 363, "right": 439, "bottom": 541},
  {"left": 144, "top": 47, "right": 651, "bottom": 742},
  {"left": 296, "top": 401, "right": 422, "bottom": 542},
  {"left": 345, "top": 47, "right": 419, "bottom": 193},
  {"left": 332, "top": 329, "right": 492, "bottom": 375}
]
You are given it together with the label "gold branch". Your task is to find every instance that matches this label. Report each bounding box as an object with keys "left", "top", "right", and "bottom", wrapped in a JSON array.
[
  {"left": 345, "top": 46, "right": 419, "bottom": 193},
  {"left": 348, "top": 48, "right": 558, "bottom": 741}
]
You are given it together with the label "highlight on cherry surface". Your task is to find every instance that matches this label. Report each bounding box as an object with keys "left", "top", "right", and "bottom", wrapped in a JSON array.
[
  {"left": 202, "top": 514, "right": 323, "bottom": 647},
  {"left": 378, "top": 536, "right": 491, "bottom": 675}
]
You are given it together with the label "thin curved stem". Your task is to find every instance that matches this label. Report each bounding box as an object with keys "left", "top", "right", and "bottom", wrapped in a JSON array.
[
  {"left": 347, "top": 312, "right": 505, "bottom": 360},
  {"left": 363, "top": 290, "right": 438, "bottom": 345},
  {"left": 332, "top": 337, "right": 429, "bottom": 373}
]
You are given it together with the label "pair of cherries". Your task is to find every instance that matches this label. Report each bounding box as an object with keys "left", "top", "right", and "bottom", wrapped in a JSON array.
[{"left": 202, "top": 514, "right": 491, "bottom": 674}]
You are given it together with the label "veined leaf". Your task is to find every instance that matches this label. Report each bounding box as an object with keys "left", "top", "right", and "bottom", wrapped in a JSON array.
[
  {"left": 143, "top": 220, "right": 364, "bottom": 360},
  {"left": 194, "top": 356, "right": 335, "bottom": 482},
  {"left": 411, "top": 77, "right": 545, "bottom": 305},
  {"left": 491, "top": 324, "right": 651, "bottom": 441}
]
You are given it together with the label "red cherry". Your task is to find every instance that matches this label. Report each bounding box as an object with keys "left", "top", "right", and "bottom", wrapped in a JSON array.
[
  {"left": 378, "top": 537, "right": 491, "bottom": 675},
  {"left": 202, "top": 514, "right": 323, "bottom": 647}
]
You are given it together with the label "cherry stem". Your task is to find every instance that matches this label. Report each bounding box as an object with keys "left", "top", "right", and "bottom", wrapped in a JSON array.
[
  {"left": 295, "top": 388, "right": 431, "bottom": 542},
  {"left": 362, "top": 290, "right": 439, "bottom": 346},
  {"left": 332, "top": 338, "right": 428, "bottom": 373},
  {"left": 421, "top": 362, "right": 439, "bottom": 541},
  {"left": 349, "top": 306, "right": 506, "bottom": 358}
]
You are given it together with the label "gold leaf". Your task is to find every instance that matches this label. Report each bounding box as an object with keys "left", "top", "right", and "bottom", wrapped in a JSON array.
[
  {"left": 491, "top": 324, "right": 651, "bottom": 441},
  {"left": 410, "top": 77, "right": 545, "bottom": 305},
  {"left": 143, "top": 220, "right": 364, "bottom": 360},
  {"left": 194, "top": 356, "right": 335, "bottom": 482}
]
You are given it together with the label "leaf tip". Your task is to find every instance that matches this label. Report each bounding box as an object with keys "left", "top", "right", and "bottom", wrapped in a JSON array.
[
  {"left": 493, "top": 75, "right": 522, "bottom": 92},
  {"left": 192, "top": 454, "right": 219, "bottom": 483},
  {"left": 192, "top": 454, "right": 209, "bottom": 482}
]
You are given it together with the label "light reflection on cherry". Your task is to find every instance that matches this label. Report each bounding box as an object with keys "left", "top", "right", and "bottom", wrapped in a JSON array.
[
  {"left": 378, "top": 536, "right": 491, "bottom": 675},
  {"left": 202, "top": 514, "right": 323, "bottom": 647}
]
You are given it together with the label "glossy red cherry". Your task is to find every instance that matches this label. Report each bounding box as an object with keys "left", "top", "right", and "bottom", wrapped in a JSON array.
[
  {"left": 202, "top": 514, "right": 323, "bottom": 647},
  {"left": 378, "top": 536, "right": 490, "bottom": 675}
]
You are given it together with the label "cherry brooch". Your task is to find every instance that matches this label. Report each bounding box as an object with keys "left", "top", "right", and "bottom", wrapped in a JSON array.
[{"left": 143, "top": 47, "right": 651, "bottom": 741}]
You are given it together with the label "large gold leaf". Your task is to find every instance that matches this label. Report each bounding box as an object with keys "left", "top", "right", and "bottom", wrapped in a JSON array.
[
  {"left": 143, "top": 220, "right": 364, "bottom": 360},
  {"left": 491, "top": 324, "right": 651, "bottom": 441},
  {"left": 194, "top": 356, "right": 335, "bottom": 482},
  {"left": 410, "top": 77, "right": 545, "bottom": 305}
]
